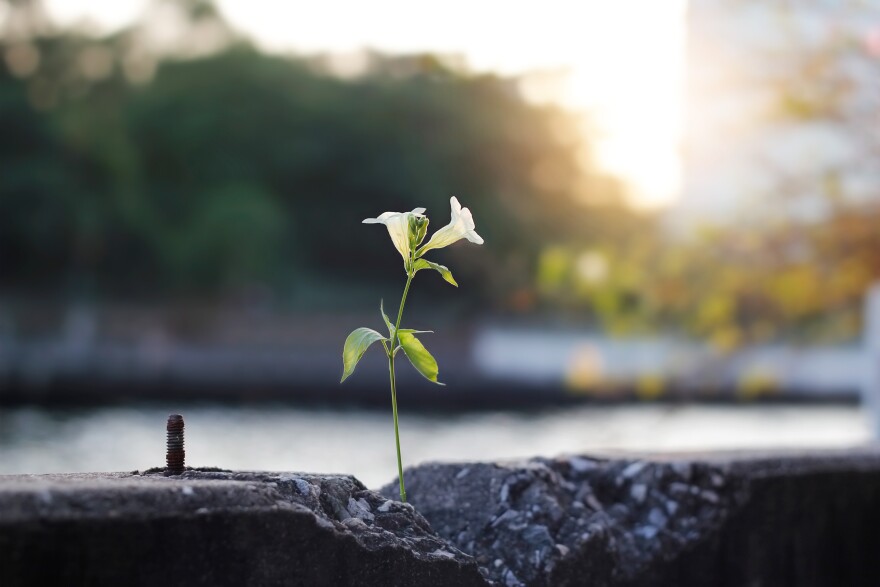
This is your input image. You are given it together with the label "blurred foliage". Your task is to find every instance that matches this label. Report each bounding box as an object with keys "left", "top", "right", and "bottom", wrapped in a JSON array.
[
  {"left": 0, "top": 0, "right": 634, "bottom": 305},
  {"left": 1, "top": 0, "right": 879, "bottom": 346},
  {"left": 538, "top": 204, "right": 880, "bottom": 346}
]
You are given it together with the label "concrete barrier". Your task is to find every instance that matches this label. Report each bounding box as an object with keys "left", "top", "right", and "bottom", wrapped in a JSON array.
[
  {"left": 0, "top": 470, "right": 484, "bottom": 587},
  {"left": 2, "top": 450, "right": 880, "bottom": 586}
]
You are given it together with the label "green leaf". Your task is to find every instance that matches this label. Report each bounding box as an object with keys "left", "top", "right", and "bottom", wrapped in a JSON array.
[
  {"left": 341, "top": 327, "right": 387, "bottom": 383},
  {"left": 398, "top": 331, "right": 443, "bottom": 385},
  {"left": 397, "top": 329, "right": 433, "bottom": 335},
  {"left": 380, "top": 299, "right": 394, "bottom": 335},
  {"left": 413, "top": 258, "right": 458, "bottom": 287}
]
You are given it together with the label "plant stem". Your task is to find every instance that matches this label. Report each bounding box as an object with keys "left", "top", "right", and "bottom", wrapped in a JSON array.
[
  {"left": 389, "top": 271, "right": 414, "bottom": 502},
  {"left": 393, "top": 272, "right": 414, "bottom": 346},
  {"left": 388, "top": 354, "right": 406, "bottom": 502}
]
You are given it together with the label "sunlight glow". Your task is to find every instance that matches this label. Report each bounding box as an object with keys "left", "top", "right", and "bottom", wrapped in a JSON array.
[{"left": 45, "top": 0, "right": 687, "bottom": 209}]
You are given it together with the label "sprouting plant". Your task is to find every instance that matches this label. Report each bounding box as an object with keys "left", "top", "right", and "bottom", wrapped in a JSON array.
[{"left": 341, "top": 197, "right": 484, "bottom": 502}]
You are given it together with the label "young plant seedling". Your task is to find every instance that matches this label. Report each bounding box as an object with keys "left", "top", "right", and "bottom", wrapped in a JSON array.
[{"left": 341, "top": 197, "right": 483, "bottom": 502}]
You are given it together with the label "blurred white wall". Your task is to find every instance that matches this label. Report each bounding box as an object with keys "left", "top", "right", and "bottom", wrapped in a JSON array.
[{"left": 675, "top": 0, "right": 880, "bottom": 230}]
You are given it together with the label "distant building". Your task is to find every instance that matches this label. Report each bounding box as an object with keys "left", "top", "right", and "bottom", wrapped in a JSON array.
[{"left": 674, "top": 0, "right": 880, "bottom": 230}]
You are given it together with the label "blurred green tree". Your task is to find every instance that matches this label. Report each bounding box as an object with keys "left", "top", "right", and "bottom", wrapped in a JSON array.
[{"left": 0, "top": 3, "right": 632, "bottom": 307}]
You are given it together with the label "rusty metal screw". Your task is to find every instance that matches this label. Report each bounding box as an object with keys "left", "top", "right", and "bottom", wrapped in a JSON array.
[{"left": 165, "top": 414, "right": 185, "bottom": 476}]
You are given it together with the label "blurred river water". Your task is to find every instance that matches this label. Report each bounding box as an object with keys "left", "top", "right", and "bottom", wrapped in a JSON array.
[{"left": 0, "top": 404, "right": 873, "bottom": 488}]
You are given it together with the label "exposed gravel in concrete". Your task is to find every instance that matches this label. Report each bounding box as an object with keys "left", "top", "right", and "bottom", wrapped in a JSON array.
[{"left": 383, "top": 456, "right": 744, "bottom": 586}]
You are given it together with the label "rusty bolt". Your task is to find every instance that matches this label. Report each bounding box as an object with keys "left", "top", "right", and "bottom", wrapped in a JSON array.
[{"left": 165, "top": 414, "right": 185, "bottom": 476}]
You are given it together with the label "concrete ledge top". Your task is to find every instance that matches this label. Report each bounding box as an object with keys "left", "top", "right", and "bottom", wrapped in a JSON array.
[
  {"left": 2, "top": 447, "right": 878, "bottom": 519},
  {"left": 3, "top": 448, "right": 880, "bottom": 586},
  {"left": 0, "top": 470, "right": 370, "bottom": 522},
  {"left": 580, "top": 445, "right": 880, "bottom": 472}
]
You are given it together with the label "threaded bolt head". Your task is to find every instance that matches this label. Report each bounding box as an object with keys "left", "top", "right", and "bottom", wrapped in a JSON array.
[{"left": 165, "top": 414, "right": 185, "bottom": 476}]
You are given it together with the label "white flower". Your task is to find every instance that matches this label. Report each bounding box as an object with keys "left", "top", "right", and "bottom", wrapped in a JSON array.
[
  {"left": 418, "top": 197, "right": 483, "bottom": 254},
  {"left": 363, "top": 207, "right": 427, "bottom": 262}
]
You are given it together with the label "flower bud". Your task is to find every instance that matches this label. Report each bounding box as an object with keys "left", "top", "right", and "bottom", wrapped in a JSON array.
[{"left": 410, "top": 215, "right": 429, "bottom": 250}]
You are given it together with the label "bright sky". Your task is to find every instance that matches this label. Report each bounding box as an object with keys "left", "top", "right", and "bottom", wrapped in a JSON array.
[{"left": 45, "top": 0, "right": 687, "bottom": 209}]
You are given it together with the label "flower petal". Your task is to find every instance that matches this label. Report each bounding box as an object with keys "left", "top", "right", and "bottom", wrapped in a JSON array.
[
  {"left": 363, "top": 211, "right": 399, "bottom": 224},
  {"left": 465, "top": 229, "right": 484, "bottom": 245},
  {"left": 449, "top": 197, "right": 462, "bottom": 216},
  {"left": 384, "top": 214, "right": 411, "bottom": 261},
  {"left": 459, "top": 207, "right": 476, "bottom": 230},
  {"left": 417, "top": 196, "right": 483, "bottom": 254},
  {"left": 419, "top": 224, "right": 460, "bottom": 252},
  {"left": 361, "top": 210, "right": 412, "bottom": 261}
]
